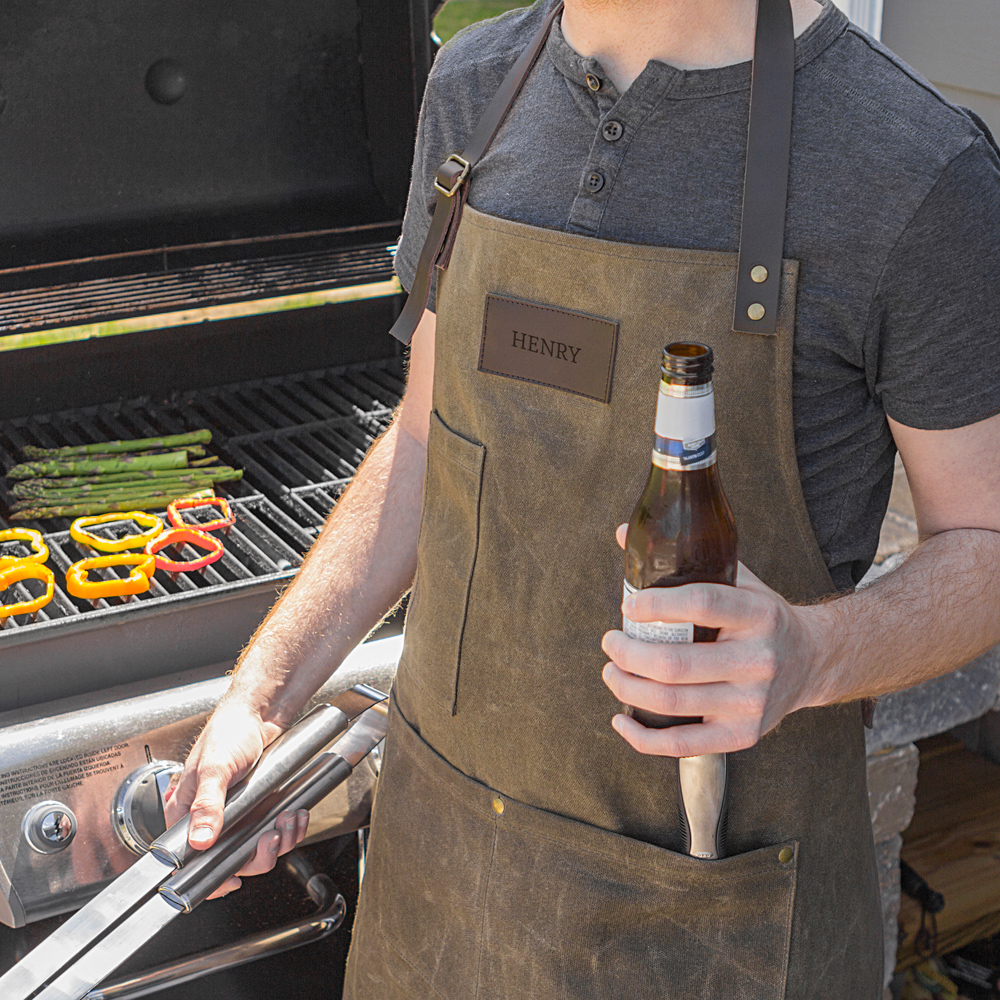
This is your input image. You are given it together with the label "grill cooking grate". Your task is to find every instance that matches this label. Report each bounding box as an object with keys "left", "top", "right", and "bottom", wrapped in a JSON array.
[
  {"left": 0, "top": 357, "right": 404, "bottom": 632},
  {"left": 0, "top": 241, "right": 398, "bottom": 336}
]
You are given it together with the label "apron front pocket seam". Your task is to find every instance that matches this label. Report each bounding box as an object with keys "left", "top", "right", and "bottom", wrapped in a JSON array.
[
  {"left": 396, "top": 410, "right": 485, "bottom": 716},
  {"left": 473, "top": 824, "right": 500, "bottom": 1000}
]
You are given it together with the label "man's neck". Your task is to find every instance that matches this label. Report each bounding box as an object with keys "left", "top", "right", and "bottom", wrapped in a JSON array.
[{"left": 560, "top": 0, "right": 824, "bottom": 92}]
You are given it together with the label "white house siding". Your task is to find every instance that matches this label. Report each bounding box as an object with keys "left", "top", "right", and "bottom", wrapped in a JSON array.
[
  {"left": 832, "top": 0, "right": 884, "bottom": 40},
  {"left": 881, "top": 0, "right": 1000, "bottom": 138}
]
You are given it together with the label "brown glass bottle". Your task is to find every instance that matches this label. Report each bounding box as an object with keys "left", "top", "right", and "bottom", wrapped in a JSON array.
[{"left": 623, "top": 342, "right": 738, "bottom": 729}]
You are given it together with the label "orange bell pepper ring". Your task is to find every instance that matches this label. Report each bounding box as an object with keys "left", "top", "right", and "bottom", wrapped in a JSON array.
[
  {"left": 146, "top": 527, "right": 224, "bottom": 573},
  {"left": 0, "top": 563, "right": 55, "bottom": 622},
  {"left": 167, "top": 496, "right": 235, "bottom": 533},
  {"left": 66, "top": 554, "right": 155, "bottom": 600},
  {"left": 0, "top": 528, "right": 49, "bottom": 568},
  {"left": 70, "top": 511, "right": 163, "bottom": 553}
]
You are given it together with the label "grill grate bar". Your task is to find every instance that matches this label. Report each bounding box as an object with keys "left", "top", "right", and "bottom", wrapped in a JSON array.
[{"left": 225, "top": 409, "right": 393, "bottom": 445}]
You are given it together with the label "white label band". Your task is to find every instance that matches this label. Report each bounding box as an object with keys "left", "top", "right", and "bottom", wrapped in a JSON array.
[
  {"left": 622, "top": 581, "right": 694, "bottom": 644},
  {"left": 654, "top": 383, "right": 715, "bottom": 443}
]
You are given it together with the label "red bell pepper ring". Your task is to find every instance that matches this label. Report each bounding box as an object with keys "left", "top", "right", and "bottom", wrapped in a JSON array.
[
  {"left": 146, "top": 527, "right": 224, "bottom": 574},
  {"left": 167, "top": 496, "right": 235, "bottom": 533}
]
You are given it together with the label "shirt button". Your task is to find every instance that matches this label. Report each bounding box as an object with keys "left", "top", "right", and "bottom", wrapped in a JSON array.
[
  {"left": 602, "top": 120, "right": 623, "bottom": 141},
  {"left": 585, "top": 171, "right": 605, "bottom": 193},
  {"left": 585, "top": 73, "right": 601, "bottom": 92}
]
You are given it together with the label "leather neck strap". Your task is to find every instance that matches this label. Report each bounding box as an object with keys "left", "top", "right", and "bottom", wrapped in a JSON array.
[
  {"left": 391, "top": 0, "right": 794, "bottom": 344},
  {"left": 732, "top": 0, "right": 795, "bottom": 334}
]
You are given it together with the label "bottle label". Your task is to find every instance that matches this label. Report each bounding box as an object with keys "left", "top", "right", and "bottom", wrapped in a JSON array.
[
  {"left": 652, "top": 433, "right": 716, "bottom": 468},
  {"left": 653, "top": 380, "right": 716, "bottom": 470},
  {"left": 622, "top": 581, "right": 694, "bottom": 643}
]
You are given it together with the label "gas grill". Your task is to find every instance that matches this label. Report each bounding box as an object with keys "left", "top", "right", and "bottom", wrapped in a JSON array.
[{"left": 0, "top": 0, "right": 438, "bottom": 994}]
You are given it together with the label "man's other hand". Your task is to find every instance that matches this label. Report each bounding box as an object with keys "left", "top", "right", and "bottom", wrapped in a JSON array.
[
  {"left": 163, "top": 702, "right": 309, "bottom": 898},
  {"left": 600, "top": 523, "right": 822, "bottom": 757}
]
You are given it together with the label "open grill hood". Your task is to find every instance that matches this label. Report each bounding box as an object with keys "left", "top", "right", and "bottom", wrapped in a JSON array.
[
  {"left": 0, "top": 0, "right": 433, "bottom": 281},
  {"left": 0, "top": 0, "right": 436, "bottom": 709}
]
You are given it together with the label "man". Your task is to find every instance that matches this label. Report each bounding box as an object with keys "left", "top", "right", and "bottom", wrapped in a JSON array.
[{"left": 166, "top": 0, "right": 1000, "bottom": 996}]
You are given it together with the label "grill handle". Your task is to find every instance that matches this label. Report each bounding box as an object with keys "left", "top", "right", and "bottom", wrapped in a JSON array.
[
  {"left": 151, "top": 701, "right": 350, "bottom": 868},
  {"left": 161, "top": 701, "right": 388, "bottom": 911},
  {"left": 85, "top": 861, "right": 346, "bottom": 1000}
]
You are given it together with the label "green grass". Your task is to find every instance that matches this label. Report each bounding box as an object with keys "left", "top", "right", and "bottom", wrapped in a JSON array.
[{"left": 434, "top": 0, "right": 529, "bottom": 44}]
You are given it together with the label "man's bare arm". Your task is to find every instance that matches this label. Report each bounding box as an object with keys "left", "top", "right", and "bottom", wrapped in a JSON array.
[
  {"left": 165, "top": 308, "right": 436, "bottom": 863},
  {"left": 601, "top": 410, "right": 1000, "bottom": 757},
  {"left": 805, "top": 411, "right": 1000, "bottom": 704},
  {"left": 228, "top": 315, "right": 437, "bottom": 731}
]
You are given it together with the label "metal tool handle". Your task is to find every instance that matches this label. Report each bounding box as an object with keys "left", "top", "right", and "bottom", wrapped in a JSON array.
[
  {"left": 152, "top": 702, "right": 350, "bottom": 867},
  {"left": 678, "top": 753, "right": 727, "bottom": 860},
  {"left": 162, "top": 756, "right": 354, "bottom": 911},
  {"left": 160, "top": 702, "right": 389, "bottom": 910},
  {"left": 87, "top": 866, "right": 346, "bottom": 1000}
]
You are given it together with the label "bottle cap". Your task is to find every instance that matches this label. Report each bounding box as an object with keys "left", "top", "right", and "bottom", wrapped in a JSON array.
[{"left": 661, "top": 342, "right": 714, "bottom": 384}]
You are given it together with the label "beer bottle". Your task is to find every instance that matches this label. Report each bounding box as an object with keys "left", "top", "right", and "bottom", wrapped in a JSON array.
[
  {"left": 623, "top": 341, "right": 737, "bottom": 728},
  {"left": 622, "top": 342, "right": 737, "bottom": 860}
]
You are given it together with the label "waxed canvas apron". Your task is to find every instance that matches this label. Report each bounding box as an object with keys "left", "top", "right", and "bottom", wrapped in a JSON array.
[{"left": 345, "top": 3, "right": 882, "bottom": 998}]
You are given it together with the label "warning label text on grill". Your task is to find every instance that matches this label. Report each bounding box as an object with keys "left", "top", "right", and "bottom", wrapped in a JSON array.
[{"left": 0, "top": 744, "right": 129, "bottom": 807}]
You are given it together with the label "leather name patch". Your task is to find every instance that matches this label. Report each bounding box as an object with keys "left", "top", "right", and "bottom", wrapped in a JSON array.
[{"left": 478, "top": 295, "right": 618, "bottom": 403}]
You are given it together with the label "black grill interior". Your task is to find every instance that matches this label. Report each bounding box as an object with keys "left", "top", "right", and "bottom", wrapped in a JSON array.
[{"left": 0, "top": 357, "right": 404, "bottom": 632}]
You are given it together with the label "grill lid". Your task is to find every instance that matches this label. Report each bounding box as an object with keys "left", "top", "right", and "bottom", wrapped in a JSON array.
[{"left": 0, "top": 0, "right": 434, "bottom": 301}]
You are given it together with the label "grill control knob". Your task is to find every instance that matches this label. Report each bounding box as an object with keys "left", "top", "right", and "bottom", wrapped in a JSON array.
[
  {"left": 114, "top": 760, "right": 183, "bottom": 855},
  {"left": 23, "top": 801, "right": 78, "bottom": 854}
]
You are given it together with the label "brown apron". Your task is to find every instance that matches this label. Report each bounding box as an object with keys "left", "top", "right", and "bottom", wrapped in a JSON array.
[{"left": 345, "top": 2, "right": 882, "bottom": 997}]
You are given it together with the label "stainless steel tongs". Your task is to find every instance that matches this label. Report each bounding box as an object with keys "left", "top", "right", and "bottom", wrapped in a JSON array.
[{"left": 0, "top": 685, "right": 390, "bottom": 1000}]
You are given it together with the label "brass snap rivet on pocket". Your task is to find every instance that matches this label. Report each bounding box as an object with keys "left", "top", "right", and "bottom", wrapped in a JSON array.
[
  {"left": 747, "top": 302, "right": 766, "bottom": 321},
  {"left": 492, "top": 797, "right": 505, "bottom": 815},
  {"left": 778, "top": 847, "right": 793, "bottom": 864},
  {"left": 750, "top": 265, "right": 768, "bottom": 283}
]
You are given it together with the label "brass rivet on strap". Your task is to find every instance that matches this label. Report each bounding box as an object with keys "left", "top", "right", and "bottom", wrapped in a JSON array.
[
  {"left": 750, "top": 265, "right": 768, "bottom": 283},
  {"left": 492, "top": 797, "right": 505, "bottom": 815},
  {"left": 778, "top": 847, "right": 793, "bottom": 864},
  {"left": 747, "top": 303, "right": 766, "bottom": 321},
  {"left": 585, "top": 73, "right": 601, "bottom": 92}
]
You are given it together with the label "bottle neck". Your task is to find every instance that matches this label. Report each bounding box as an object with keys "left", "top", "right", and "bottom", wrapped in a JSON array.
[{"left": 652, "top": 377, "right": 716, "bottom": 472}]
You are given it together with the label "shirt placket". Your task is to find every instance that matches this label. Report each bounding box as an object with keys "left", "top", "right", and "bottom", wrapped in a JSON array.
[{"left": 565, "top": 65, "right": 678, "bottom": 237}]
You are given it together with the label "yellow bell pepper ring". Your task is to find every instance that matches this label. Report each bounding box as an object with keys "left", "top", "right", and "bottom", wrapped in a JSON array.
[
  {"left": 66, "top": 554, "right": 156, "bottom": 601},
  {"left": 0, "top": 528, "right": 49, "bottom": 568},
  {"left": 0, "top": 563, "right": 55, "bottom": 624},
  {"left": 70, "top": 511, "right": 163, "bottom": 553}
]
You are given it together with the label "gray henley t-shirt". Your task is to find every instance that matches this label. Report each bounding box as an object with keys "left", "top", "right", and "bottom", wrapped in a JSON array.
[{"left": 394, "top": 0, "right": 1000, "bottom": 589}]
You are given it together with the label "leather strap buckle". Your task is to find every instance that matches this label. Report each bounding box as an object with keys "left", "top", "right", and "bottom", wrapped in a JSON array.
[{"left": 434, "top": 154, "right": 472, "bottom": 197}]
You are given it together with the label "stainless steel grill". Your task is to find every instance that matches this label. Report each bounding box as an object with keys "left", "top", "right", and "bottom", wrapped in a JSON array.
[{"left": 0, "top": 0, "right": 432, "bottom": 993}]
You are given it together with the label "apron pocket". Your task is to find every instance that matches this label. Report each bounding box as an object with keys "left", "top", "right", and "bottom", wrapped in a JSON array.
[
  {"left": 353, "top": 705, "right": 798, "bottom": 1000},
  {"left": 399, "top": 409, "right": 485, "bottom": 714},
  {"left": 481, "top": 798, "right": 799, "bottom": 1000}
]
